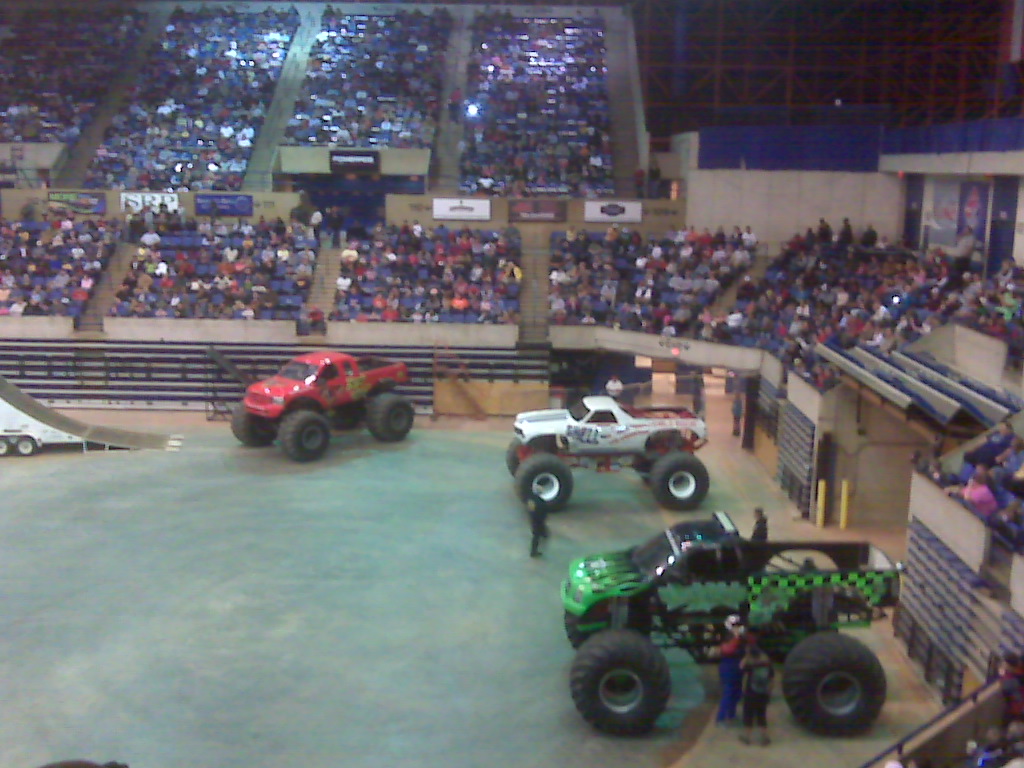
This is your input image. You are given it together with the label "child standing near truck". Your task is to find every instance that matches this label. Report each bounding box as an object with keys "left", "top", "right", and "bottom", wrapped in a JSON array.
[{"left": 739, "top": 641, "right": 774, "bottom": 746}]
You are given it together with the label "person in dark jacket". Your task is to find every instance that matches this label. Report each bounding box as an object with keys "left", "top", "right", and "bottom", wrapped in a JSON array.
[
  {"left": 739, "top": 641, "right": 774, "bottom": 745},
  {"left": 750, "top": 507, "right": 768, "bottom": 542},
  {"left": 527, "top": 498, "right": 550, "bottom": 557}
]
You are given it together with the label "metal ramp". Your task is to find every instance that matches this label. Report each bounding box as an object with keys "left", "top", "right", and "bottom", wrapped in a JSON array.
[{"left": 0, "top": 374, "right": 181, "bottom": 451}]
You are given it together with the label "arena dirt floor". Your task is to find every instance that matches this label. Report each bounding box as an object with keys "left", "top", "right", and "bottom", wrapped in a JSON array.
[{"left": 0, "top": 390, "right": 940, "bottom": 768}]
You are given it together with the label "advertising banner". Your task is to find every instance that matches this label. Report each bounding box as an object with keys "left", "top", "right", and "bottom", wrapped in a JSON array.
[
  {"left": 927, "top": 178, "right": 960, "bottom": 247},
  {"left": 584, "top": 200, "right": 643, "bottom": 224},
  {"left": 330, "top": 150, "right": 380, "bottom": 174},
  {"left": 509, "top": 199, "right": 567, "bottom": 223},
  {"left": 432, "top": 198, "right": 492, "bottom": 222},
  {"left": 957, "top": 181, "right": 991, "bottom": 242},
  {"left": 47, "top": 191, "right": 106, "bottom": 216},
  {"left": 120, "top": 191, "right": 180, "bottom": 213},
  {"left": 195, "top": 193, "right": 254, "bottom": 217}
]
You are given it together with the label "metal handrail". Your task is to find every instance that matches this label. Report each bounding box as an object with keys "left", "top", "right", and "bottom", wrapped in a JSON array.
[{"left": 855, "top": 678, "right": 1002, "bottom": 768}]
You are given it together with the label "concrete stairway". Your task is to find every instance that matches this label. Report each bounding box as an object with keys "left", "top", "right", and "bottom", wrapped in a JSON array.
[
  {"left": 710, "top": 251, "right": 773, "bottom": 314},
  {"left": 517, "top": 248, "right": 551, "bottom": 347},
  {"left": 54, "top": 6, "right": 172, "bottom": 189},
  {"left": 432, "top": 8, "right": 473, "bottom": 192},
  {"left": 242, "top": 7, "right": 322, "bottom": 192},
  {"left": 75, "top": 241, "right": 136, "bottom": 334},
  {"left": 602, "top": 6, "right": 645, "bottom": 197},
  {"left": 305, "top": 244, "right": 342, "bottom": 315}
]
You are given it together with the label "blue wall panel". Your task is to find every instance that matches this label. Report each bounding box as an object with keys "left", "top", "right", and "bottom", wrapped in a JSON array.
[{"left": 697, "top": 125, "right": 882, "bottom": 172}]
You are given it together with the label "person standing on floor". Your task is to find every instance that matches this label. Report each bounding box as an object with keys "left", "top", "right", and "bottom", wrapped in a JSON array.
[
  {"left": 732, "top": 391, "right": 744, "bottom": 436},
  {"left": 739, "top": 640, "right": 774, "bottom": 745},
  {"left": 527, "top": 498, "right": 550, "bottom": 558},
  {"left": 750, "top": 507, "right": 768, "bottom": 542},
  {"left": 714, "top": 615, "right": 746, "bottom": 724}
]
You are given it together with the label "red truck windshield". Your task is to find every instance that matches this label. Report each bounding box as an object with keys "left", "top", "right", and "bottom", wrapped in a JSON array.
[{"left": 278, "top": 362, "right": 318, "bottom": 382}]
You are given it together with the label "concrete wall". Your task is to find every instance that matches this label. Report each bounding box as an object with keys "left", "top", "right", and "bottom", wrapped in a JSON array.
[
  {"left": 684, "top": 170, "right": 904, "bottom": 250},
  {"left": 909, "top": 471, "right": 990, "bottom": 572},
  {"left": 1, "top": 189, "right": 301, "bottom": 222},
  {"left": 828, "top": 386, "right": 931, "bottom": 527},
  {"left": 881, "top": 150, "right": 1024, "bottom": 176},
  {"left": 385, "top": 195, "right": 687, "bottom": 240},
  {"left": 0, "top": 317, "right": 75, "bottom": 338},
  {"left": 758, "top": 353, "right": 784, "bottom": 388},
  {"left": 953, "top": 325, "right": 1009, "bottom": 388},
  {"left": 278, "top": 146, "right": 431, "bottom": 176},
  {"left": 550, "top": 326, "right": 765, "bottom": 371},
  {"left": 101, "top": 318, "right": 520, "bottom": 348},
  {"left": 0, "top": 143, "right": 66, "bottom": 170}
]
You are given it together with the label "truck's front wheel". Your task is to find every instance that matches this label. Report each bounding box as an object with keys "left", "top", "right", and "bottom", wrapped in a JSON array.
[
  {"left": 650, "top": 452, "right": 709, "bottom": 510},
  {"left": 231, "top": 403, "right": 276, "bottom": 447},
  {"left": 279, "top": 410, "right": 332, "bottom": 462},
  {"left": 570, "top": 629, "right": 671, "bottom": 736},
  {"left": 366, "top": 393, "right": 414, "bottom": 442},
  {"left": 515, "top": 453, "right": 573, "bottom": 511}
]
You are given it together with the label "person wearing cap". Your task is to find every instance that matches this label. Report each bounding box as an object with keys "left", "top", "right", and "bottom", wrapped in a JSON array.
[{"left": 712, "top": 615, "right": 746, "bottom": 724}]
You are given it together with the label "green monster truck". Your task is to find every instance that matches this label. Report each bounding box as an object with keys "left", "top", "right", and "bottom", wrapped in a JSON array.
[{"left": 562, "top": 512, "right": 901, "bottom": 737}]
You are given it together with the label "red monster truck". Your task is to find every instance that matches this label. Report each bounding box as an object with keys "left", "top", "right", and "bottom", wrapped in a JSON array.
[{"left": 232, "top": 351, "right": 413, "bottom": 462}]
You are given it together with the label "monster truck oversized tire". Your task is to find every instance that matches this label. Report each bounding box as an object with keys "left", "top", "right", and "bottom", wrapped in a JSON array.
[
  {"left": 366, "top": 393, "right": 414, "bottom": 442},
  {"left": 650, "top": 452, "right": 709, "bottom": 510},
  {"left": 231, "top": 403, "right": 276, "bottom": 447},
  {"left": 782, "top": 632, "right": 887, "bottom": 736},
  {"left": 570, "top": 629, "right": 671, "bottom": 736},
  {"left": 506, "top": 440, "right": 523, "bottom": 476},
  {"left": 515, "top": 453, "right": 574, "bottom": 512},
  {"left": 279, "top": 410, "right": 332, "bottom": 462}
]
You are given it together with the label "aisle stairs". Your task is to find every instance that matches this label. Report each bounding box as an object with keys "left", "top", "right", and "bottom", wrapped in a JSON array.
[
  {"left": 75, "top": 242, "right": 136, "bottom": 334},
  {"left": 433, "top": 8, "right": 473, "bottom": 192},
  {"left": 54, "top": 6, "right": 172, "bottom": 188},
  {"left": 601, "top": 6, "right": 645, "bottom": 197},
  {"left": 242, "top": 6, "right": 322, "bottom": 191}
]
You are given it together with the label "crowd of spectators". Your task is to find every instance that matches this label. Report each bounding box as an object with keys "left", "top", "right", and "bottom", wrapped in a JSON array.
[
  {"left": 691, "top": 219, "right": 1024, "bottom": 390},
  {"left": 0, "top": 10, "right": 145, "bottom": 144},
  {"left": 285, "top": 9, "right": 451, "bottom": 148},
  {"left": 84, "top": 7, "right": 299, "bottom": 192},
  {"left": 0, "top": 217, "right": 121, "bottom": 319},
  {"left": 460, "top": 13, "right": 613, "bottom": 197},
  {"left": 548, "top": 224, "right": 754, "bottom": 333},
  {"left": 108, "top": 217, "right": 318, "bottom": 320},
  {"left": 329, "top": 222, "right": 522, "bottom": 323}
]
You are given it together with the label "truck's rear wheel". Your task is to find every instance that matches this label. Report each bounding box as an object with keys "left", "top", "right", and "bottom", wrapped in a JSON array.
[
  {"left": 782, "top": 632, "right": 887, "bottom": 736},
  {"left": 515, "top": 453, "right": 573, "bottom": 512},
  {"left": 231, "top": 403, "right": 276, "bottom": 447},
  {"left": 570, "top": 629, "right": 671, "bottom": 736},
  {"left": 279, "top": 410, "right": 332, "bottom": 462},
  {"left": 14, "top": 435, "right": 37, "bottom": 456},
  {"left": 366, "top": 393, "right": 414, "bottom": 442},
  {"left": 0, "top": 437, "right": 9, "bottom": 457},
  {"left": 650, "top": 452, "right": 709, "bottom": 510}
]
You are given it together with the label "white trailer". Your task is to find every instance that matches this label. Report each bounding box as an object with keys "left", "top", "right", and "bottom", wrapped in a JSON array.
[{"left": 0, "top": 399, "right": 85, "bottom": 456}]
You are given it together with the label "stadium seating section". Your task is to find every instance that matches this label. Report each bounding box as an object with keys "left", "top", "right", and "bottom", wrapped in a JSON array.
[
  {"left": 549, "top": 225, "right": 751, "bottom": 332},
  {"left": 108, "top": 221, "right": 318, "bottom": 320},
  {"left": 84, "top": 7, "right": 299, "bottom": 191},
  {"left": 460, "top": 13, "right": 614, "bottom": 196},
  {"left": 330, "top": 224, "right": 522, "bottom": 322},
  {"left": 0, "top": 219, "right": 120, "bottom": 319},
  {"left": 0, "top": 10, "right": 145, "bottom": 144},
  {"left": 285, "top": 9, "right": 452, "bottom": 148}
]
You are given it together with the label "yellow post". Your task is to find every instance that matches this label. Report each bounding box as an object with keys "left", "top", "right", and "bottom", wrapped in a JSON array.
[
  {"left": 839, "top": 480, "right": 851, "bottom": 530},
  {"left": 816, "top": 479, "right": 827, "bottom": 528}
]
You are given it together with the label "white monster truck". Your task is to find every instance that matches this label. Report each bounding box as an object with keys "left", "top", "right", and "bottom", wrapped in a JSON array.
[{"left": 507, "top": 395, "right": 710, "bottom": 512}]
